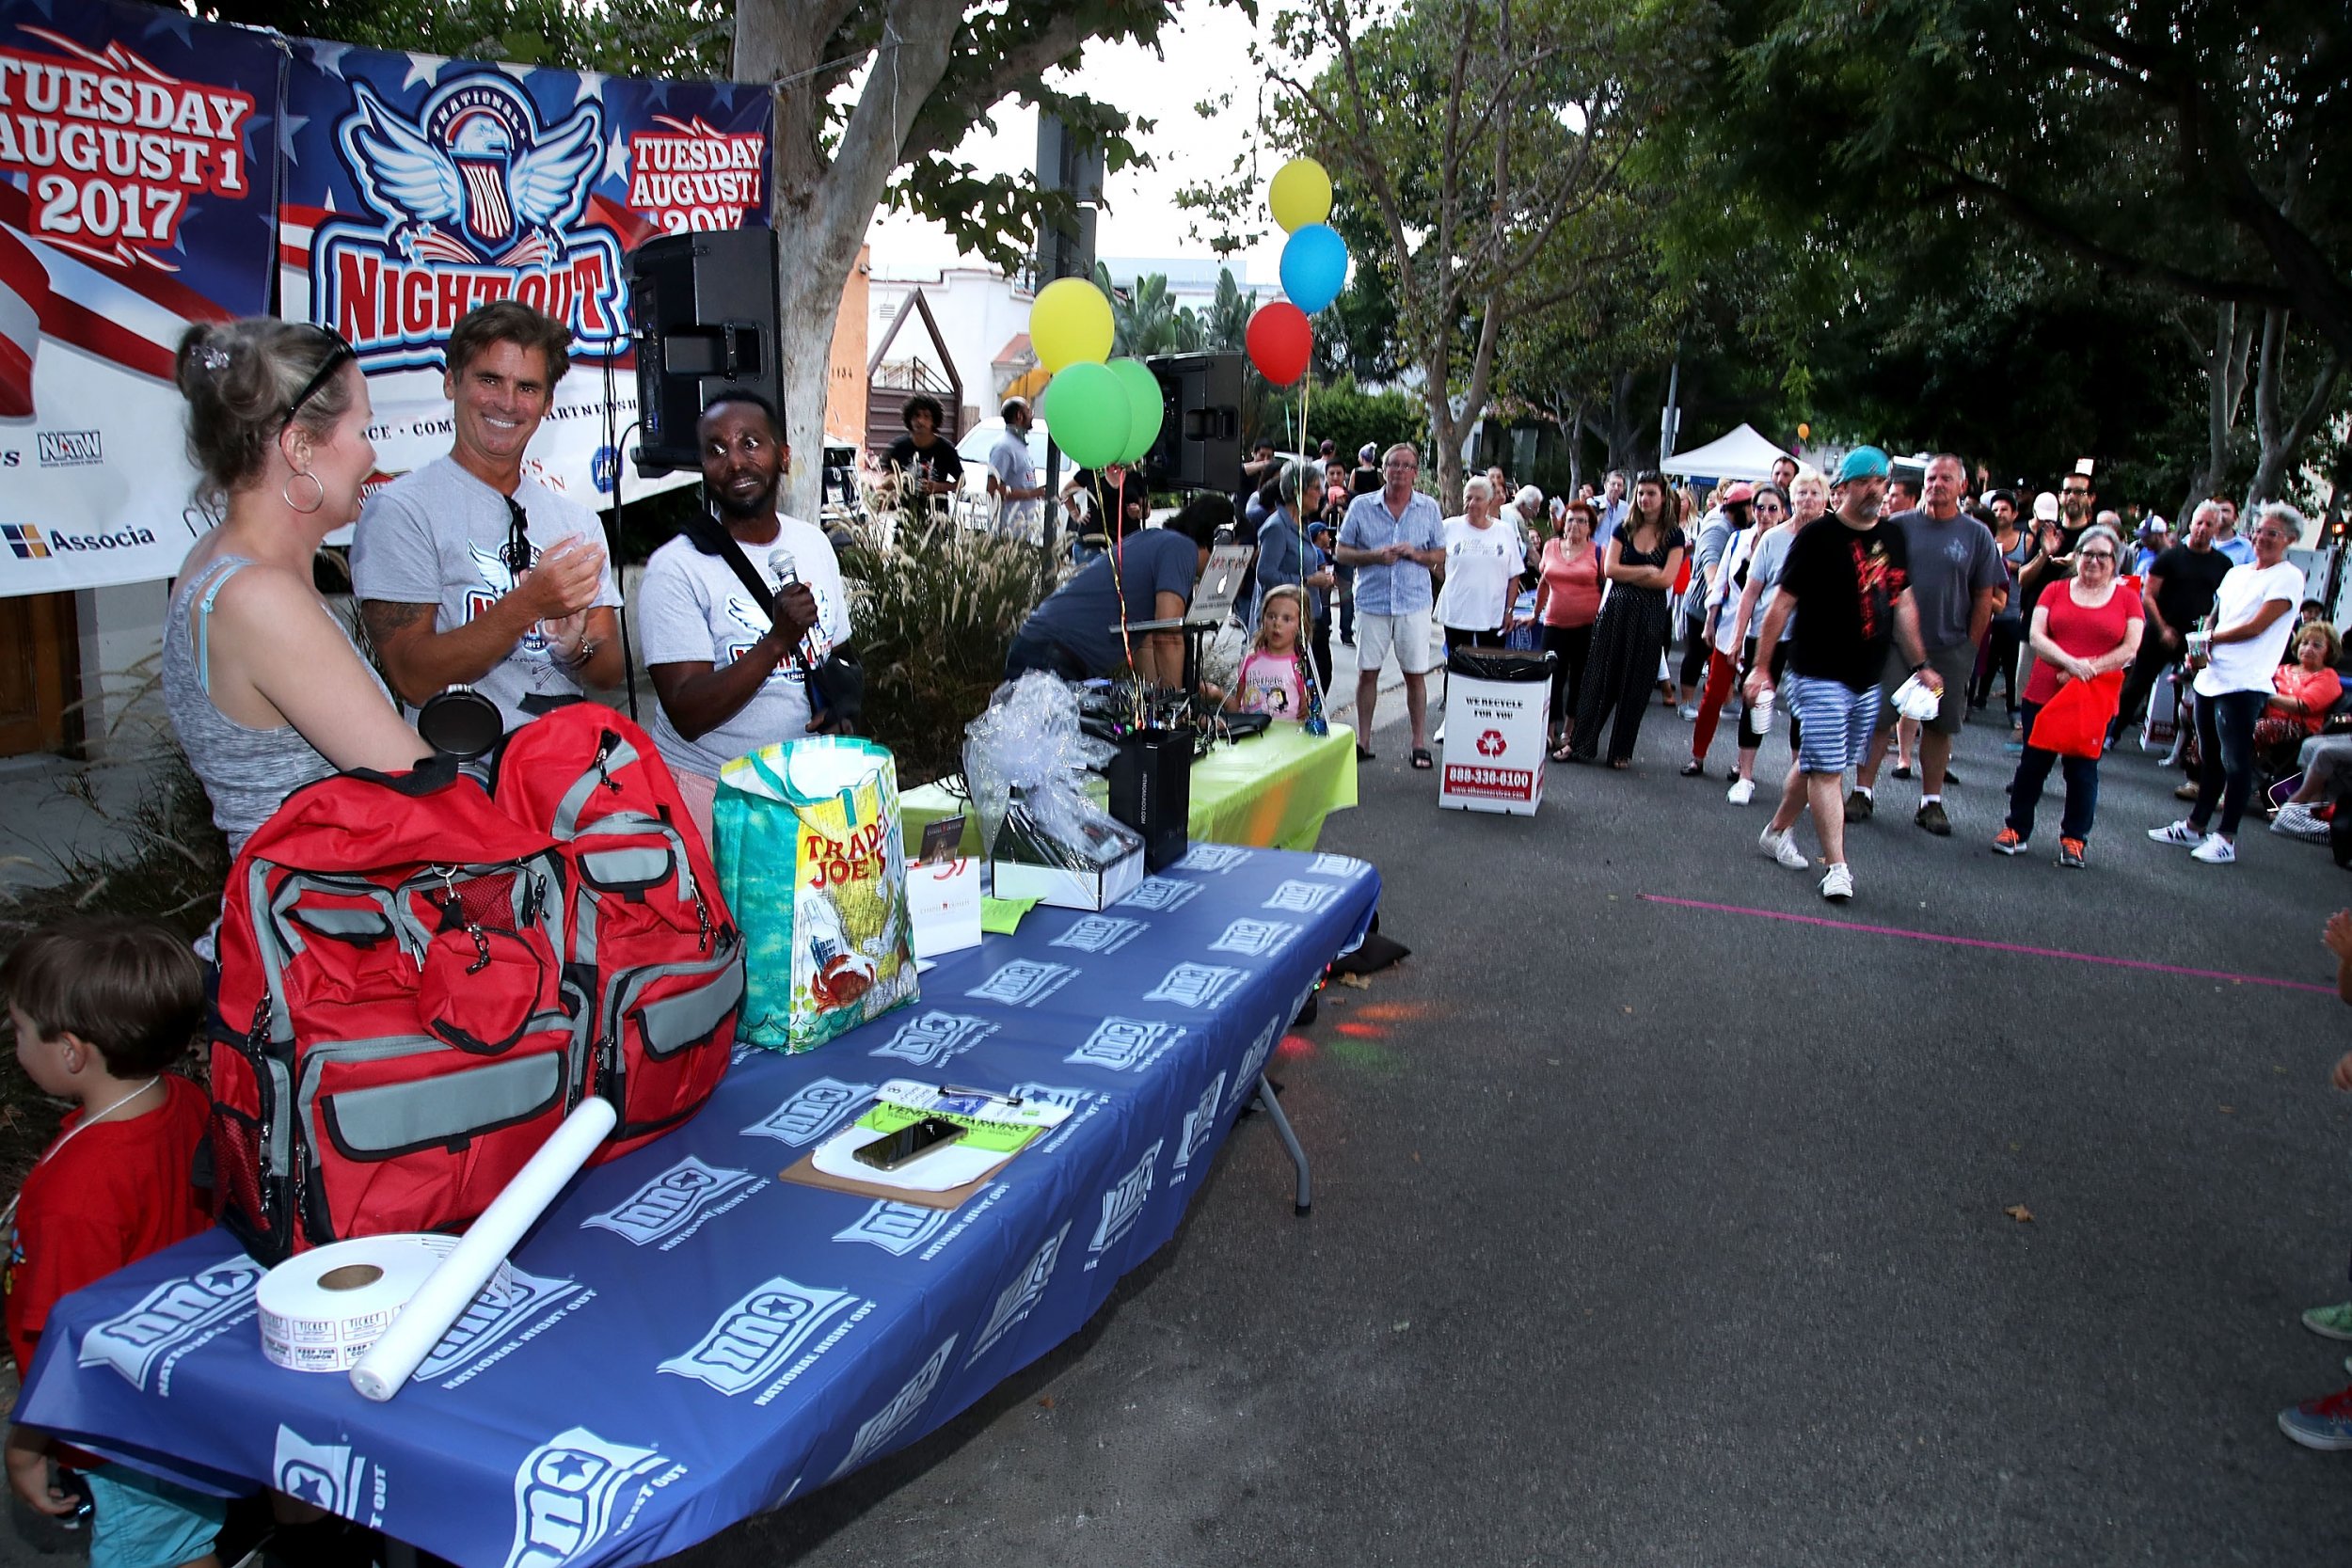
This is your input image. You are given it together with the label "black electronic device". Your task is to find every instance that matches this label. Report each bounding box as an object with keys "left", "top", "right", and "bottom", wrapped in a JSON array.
[
  {"left": 851, "top": 1117, "right": 967, "bottom": 1171},
  {"left": 1143, "top": 352, "right": 1244, "bottom": 495},
  {"left": 627, "top": 229, "right": 786, "bottom": 477},
  {"left": 1105, "top": 727, "right": 1191, "bottom": 871}
]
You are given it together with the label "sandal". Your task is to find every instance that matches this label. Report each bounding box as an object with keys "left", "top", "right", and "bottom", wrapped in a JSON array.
[
  {"left": 1410, "top": 748, "right": 1434, "bottom": 770},
  {"left": 1550, "top": 742, "right": 1576, "bottom": 763},
  {"left": 1356, "top": 744, "right": 1376, "bottom": 762},
  {"left": 1609, "top": 758, "right": 1632, "bottom": 770}
]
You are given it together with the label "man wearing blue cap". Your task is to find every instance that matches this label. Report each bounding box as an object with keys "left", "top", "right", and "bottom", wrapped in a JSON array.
[{"left": 1743, "top": 445, "right": 1930, "bottom": 902}]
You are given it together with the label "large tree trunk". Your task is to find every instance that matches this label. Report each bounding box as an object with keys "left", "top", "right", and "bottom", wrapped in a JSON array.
[
  {"left": 2181, "top": 302, "right": 2254, "bottom": 515},
  {"left": 2245, "top": 308, "right": 2346, "bottom": 513}
]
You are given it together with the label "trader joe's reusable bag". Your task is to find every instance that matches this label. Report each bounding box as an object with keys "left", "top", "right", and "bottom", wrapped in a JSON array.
[{"left": 715, "top": 736, "right": 917, "bottom": 1051}]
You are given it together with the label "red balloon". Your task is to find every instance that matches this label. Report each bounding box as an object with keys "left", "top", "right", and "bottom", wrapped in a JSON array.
[{"left": 1246, "top": 302, "right": 1312, "bottom": 387}]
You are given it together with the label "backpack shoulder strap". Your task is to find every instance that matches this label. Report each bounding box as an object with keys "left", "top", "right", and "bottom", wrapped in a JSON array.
[{"left": 682, "top": 510, "right": 775, "bottom": 618}]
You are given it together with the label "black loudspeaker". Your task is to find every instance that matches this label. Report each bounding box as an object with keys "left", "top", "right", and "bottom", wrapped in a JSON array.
[
  {"left": 627, "top": 229, "right": 785, "bottom": 477},
  {"left": 1143, "top": 353, "right": 1243, "bottom": 495},
  {"left": 1105, "top": 728, "right": 1191, "bottom": 872}
]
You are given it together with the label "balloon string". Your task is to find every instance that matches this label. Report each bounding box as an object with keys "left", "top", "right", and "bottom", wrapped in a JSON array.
[{"left": 1101, "top": 474, "right": 1145, "bottom": 725}]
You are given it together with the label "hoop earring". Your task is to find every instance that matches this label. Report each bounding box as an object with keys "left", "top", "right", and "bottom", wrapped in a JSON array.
[{"left": 283, "top": 469, "right": 326, "bottom": 515}]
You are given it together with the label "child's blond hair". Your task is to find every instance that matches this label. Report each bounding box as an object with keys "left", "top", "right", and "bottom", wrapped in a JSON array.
[{"left": 1255, "top": 585, "right": 1311, "bottom": 654}]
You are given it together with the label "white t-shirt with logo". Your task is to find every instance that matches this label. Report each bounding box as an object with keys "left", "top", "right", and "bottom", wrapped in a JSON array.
[
  {"left": 637, "top": 515, "right": 852, "bottom": 780},
  {"left": 1434, "top": 515, "right": 1526, "bottom": 632},
  {"left": 2195, "top": 558, "right": 2304, "bottom": 698},
  {"left": 351, "top": 456, "right": 624, "bottom": 733}
]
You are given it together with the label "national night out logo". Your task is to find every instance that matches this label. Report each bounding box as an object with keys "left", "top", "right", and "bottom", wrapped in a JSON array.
[{"left": 315, "top": 72, "right": 622, "bottom": 367}]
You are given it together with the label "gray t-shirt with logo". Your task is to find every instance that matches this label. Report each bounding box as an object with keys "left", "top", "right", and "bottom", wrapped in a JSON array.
[
  {"left": 351, "top": 456, "right": 623, "bottom": 734},
  {"left": 1889, "top": 507, "right": 2005, "bottom": 652}
]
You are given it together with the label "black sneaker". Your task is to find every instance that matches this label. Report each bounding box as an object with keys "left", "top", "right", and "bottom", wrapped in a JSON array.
[
  {"left": 1915, "top": 800, "right": 1952, "bottom": 836},
  {"left": 1844, "top": 789, "right": 1874, "bottom": 822},
  {"left": 1891, "top": 764, "right": 1914, "bottom": 780}
]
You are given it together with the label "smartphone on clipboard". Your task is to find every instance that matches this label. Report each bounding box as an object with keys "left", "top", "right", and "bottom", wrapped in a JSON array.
[{"left": 852, "top": 1117, "right": 967, "bottom": 1171}]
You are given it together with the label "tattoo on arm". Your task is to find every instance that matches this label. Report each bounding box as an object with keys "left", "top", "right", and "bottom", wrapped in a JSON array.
[{"left": 360, "top": 599, "right": 435, "bottom": 648}]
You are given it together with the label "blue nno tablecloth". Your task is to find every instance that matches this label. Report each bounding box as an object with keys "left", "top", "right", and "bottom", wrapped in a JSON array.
[{"left": 16, "top": 847, "right": 1379, "bottom": 1568}]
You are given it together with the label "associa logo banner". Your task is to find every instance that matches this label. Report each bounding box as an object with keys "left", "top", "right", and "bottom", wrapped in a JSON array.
[
  {"left": 276, "top": 38, "right": 771, "bottom": 518},
  {"left": 0, "top": 0, "right": 281, "bottom": 596}
]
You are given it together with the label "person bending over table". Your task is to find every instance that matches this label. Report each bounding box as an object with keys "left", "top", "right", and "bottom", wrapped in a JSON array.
[
  {"left": 162, "top": 318, "right": 430, "bottom": 865},
  {"left": 639, "top": 392, "right": 852, "bottom": 846},
  {"left": 1005, "top": 496, "right": 1232, "bottom": 687},
  {"left": 354, "top": 302, "right": 626, "bottom": 736}
]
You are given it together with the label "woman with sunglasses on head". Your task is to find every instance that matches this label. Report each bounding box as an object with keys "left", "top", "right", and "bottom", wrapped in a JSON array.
[
  {"left": 162, "top": 320, "right": 429, "bottom": 866},
  {"left": 1993, "top": 524, "right": 2141, "bottom": 868}
]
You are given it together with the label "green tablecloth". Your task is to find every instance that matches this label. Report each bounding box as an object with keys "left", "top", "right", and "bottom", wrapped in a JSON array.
[{"left": 899, "top": 720, "right": 1359, "bottom": 859}]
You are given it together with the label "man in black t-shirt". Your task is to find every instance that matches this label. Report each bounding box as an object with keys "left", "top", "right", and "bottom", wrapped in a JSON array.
[
  {"left": 1745, "top": 445, "right": 1928, "bottom": 904},
  {"left": 882, "top": 395, "right": 964, "bottom": 513},
  {"left": 2114, "top": 499, "right": 2233, "bottom": 738}
]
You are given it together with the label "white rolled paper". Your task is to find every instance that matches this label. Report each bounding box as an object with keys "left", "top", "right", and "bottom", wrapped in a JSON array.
[{"left": 348, "top": 1096, "right": 618, "bottom": 1402}]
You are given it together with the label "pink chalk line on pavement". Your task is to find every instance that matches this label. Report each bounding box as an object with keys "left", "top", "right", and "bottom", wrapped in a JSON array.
[{"left": 1639, "top": 894, "right": 2336, "bottom": 997}]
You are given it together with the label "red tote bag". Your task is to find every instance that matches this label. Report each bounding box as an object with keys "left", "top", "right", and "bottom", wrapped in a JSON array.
[{"left": 2028, "top": 671, "right": 2123, "bottom": 758}]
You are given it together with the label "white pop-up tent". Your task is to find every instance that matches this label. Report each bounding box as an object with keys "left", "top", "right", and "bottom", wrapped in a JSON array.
[{"left": 1661, "top": 423, "right": 1792, "bottom": 482}]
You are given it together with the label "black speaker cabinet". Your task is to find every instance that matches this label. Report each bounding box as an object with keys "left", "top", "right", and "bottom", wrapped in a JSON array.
[
  {"left": 1142, "top": 352, "right": 1243, "bottom": 495},
  {"left": 1105, "top": 728, "right": 1192, "bottom": 871},
  {"left": 627, "top": 229, "right": 785, "bottom": 477}
]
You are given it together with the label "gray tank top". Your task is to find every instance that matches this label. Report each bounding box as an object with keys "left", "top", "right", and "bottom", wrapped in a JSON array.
[{"left": 162, "top": 555, "right": 390, "bottom": 858}]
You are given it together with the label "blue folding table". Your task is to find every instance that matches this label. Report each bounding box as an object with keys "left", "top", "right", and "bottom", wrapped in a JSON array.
[{"left": 16, "top": 846, "right": 1379, "bottom": 1568}]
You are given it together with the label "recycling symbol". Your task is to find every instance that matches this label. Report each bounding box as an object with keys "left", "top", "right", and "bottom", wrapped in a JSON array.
[{"left": 1475, "top": 729, "right": 1506, "bottom": 757}]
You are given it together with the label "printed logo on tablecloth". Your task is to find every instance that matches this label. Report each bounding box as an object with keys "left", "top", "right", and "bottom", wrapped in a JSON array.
[
  {"left": 660, "top": 1277, "right": 871, "bottom": 1400},
  {"left": 1306, "top": 853, "right": 1364, "bottom": 879},
  {"left": 421, "top": 1263, "right": 596, "bottom": 1387},
  {"left": 1050, "top": 915, "right": 1148, "bottom": 954},
  {"left": 1224, "top": 1015, "right": 1285, "bottom": 1113},
  {"left": 964, "top": 960, "right": 1079, "bottom": 1008},
  {"left": 503, "top": 1428, "right": 683, "bottom": 1568},
  {"left": 871, "top": 1011, "right": 997, "bottom": 1068},
  {"left": 967, "top": 1222, "right": 1072, "bottom": 1366},
  {"left": 1007, "top": 1082, "right": 1094, "bottom": 1114},
  {"left": 1086, "top": 1140, "right": 1164, "bottom": 1262},
  {"left": 834, "top": 1201, "right": 951, "bottom": 1257},
  {"left": 1064, "top": 1016, "right": 1184, "bottom": 1073},
  {"left": 1118, "top": 876, "right": 1200, "bottom": 912},
  {"left": 1170, "top": 1073, "right": 1229, "bottom": 1182},
  {"left": 1175, "top": 844, "right": 1252, "bottom": 874},
  {"left": 1143, "top": 962, "right": 1248, "bottom": 1009},
  {"left": 276, "top": 1425, "right": 378, "bottom": 1524},
  {"left": 76, "top": 1253, "right": 266, "bottom": 1392},
  {"left": 742, "top": 1078, "right": 878, "bottom": 1146},
  {"left": 1263, "top": 879, "right": 1342, "bottom": 914},
  {"left": 1208, "top": 918, "right": 1302, "bottom": 958},
  {"left": 579, "top": 1157, "right": 759, "bottom": 1248},
  {"left": 828, "top": 1335, "right": 959, "bottom": 1481}
]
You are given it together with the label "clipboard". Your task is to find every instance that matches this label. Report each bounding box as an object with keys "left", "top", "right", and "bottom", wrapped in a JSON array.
[{"left": 776, "top": 1149, "right": 1013, "bottom": 1211}]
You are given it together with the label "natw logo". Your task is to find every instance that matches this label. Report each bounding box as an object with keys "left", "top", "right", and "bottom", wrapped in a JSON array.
[
  {"left": 828, "top": 1335, "right": 959, "bottom": 1481},
  {"left": 275, "top": 1425, "right": 375, "bottom": 1522},
  {"left": 741, "top": 1077, "right": 875, "bottom": 1147},
  {"left": 502, "top": 1428, "right": 679, "bottom": 1568},
  {"left": 580, "top": 1156, "right": 756, "bottom": 1248},
  {"left": 1171, "top": 1072, "right": 1229, "bottom": 1180},
  {"left": 418, "top": 1263, "right": 589, "bottom": 1383},
  {"left": 1087, "top": 1140, "right": 1164, "bottom": 1258},
  {"left": 966, "top": 1222, "right": 1071, "bottom": 1367},
  {"left": 660, "top": 1277, "right": 866, "bottom": 1398},
  {"left": 77, "top": 1254, "right": 264, "bottom": 1390}
]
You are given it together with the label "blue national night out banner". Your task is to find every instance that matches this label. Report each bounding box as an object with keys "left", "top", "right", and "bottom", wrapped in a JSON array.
[{"left": 0, "top": 0, "right": 772, "bottom": 595}]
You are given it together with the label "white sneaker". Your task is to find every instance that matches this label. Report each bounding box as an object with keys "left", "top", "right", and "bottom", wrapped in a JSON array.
[
  {"left": 1726, "top": 777, "right": 1756, "bottom": 806},
  {"left": 1819, "top": 863, "right": 1854, "bottom": 902},
  {"left": 2147, "top": 819, "right": 2203, "bottom": 847},
  {"left": 2189, "top": 833, "right": 2237, "bottom": 864},
  {"left": 2272, "top": 803, "right": 2318, "bottom": 835},
  {"left": 1678, "top": 704, "right": 1699, "bottom": 721},
  {"left": 1758, "top": 825, "right": 1808, "bottom": 869}
]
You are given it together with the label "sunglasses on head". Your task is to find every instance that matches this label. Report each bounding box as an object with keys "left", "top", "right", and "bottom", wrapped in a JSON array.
[{"left": 282, "top": 325, "right": 357, "bottom": 429}]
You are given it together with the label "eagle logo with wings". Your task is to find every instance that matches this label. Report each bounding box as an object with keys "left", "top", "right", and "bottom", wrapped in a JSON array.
[{"left": 339, "top": 76, "right": 601, "bottom": 266}]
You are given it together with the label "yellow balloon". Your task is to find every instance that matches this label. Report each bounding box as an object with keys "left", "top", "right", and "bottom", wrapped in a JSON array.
[
  {"left": 1268, "top": 157, "right": 1333, "bottom": 232},
  {"left": 1030, "top": 277, "right": 1115, "bottom": 372}
]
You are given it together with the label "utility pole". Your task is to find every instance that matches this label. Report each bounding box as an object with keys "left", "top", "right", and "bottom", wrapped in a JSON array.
[{"left": 1035, "top": 112, "right": 1103, "bottom": 578}]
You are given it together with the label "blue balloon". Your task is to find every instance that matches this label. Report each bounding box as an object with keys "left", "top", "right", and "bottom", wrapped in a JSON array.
[{"left": 1279, "top": 224, "right": 1349, "bottom": 314}]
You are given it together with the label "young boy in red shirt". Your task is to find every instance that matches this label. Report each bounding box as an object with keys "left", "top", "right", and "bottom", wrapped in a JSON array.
[{"left": 3, "top": 919, "right": 219, "bottom": 1568}]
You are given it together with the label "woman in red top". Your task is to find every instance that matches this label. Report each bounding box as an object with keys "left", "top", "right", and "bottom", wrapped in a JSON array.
[
  {"left": 2261, "top": 622, "right": 2343, "bottom": 744},
  {"left": 1994, "top": 525, "right": 2143, "bottom": 867},
  {"left": 1531, "top": 499, "right": 1605, "bottom": 761}
]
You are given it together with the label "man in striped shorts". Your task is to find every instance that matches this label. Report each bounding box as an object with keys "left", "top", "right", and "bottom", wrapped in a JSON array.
[{"left": 1742, "top": 446, "right": 1931, "bottom": 902}]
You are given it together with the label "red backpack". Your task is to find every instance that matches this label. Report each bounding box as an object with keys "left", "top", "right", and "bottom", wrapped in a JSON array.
[
  {"left": 210, "top": 764, "right": 587, "bottom": 1260},
  {"left": 210, "top": 710, "right": 744, "bottom": 1261},
  {"left": 491, "top": 705, "right": 742, "bottom": 1161}
]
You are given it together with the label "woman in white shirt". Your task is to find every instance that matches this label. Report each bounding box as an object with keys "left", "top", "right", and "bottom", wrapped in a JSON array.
[
  {"left": 2147, "top": 502, "right": 2307, "bottom": 864},
  {"left": 1436, "top": 476, "right": 1527, "bottom": 657}
]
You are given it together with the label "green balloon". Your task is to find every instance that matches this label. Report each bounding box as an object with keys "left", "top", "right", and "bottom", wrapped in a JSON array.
[
  {"left": 1044, "top": 362, "right": 1131, "bottom": 470},
  {"left": 1107, "top": 357, "right": 1165, "bottom": 464}
]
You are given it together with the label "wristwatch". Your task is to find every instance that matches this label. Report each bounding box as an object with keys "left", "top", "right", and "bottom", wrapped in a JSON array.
[{"left": 561, "top": 638, "right": 600, "bottom": 670}]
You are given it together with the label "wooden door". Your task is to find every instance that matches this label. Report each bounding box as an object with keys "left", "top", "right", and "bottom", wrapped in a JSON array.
[{"left": 0, "top": 593, "right": 80, "bottom": 757}]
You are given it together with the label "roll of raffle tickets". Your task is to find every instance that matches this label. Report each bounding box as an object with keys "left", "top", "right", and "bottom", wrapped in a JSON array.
[{"left": 258, "top": 1235, "right": 515, "bottom": 1373}]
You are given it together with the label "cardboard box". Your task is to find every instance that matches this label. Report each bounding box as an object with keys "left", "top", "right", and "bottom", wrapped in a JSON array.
[
  {"left": 908, "top": 856, "right": 982, "bottom": 958},
  {"left": 988, "top": 800, "right": 1147, "bottom": 911}
]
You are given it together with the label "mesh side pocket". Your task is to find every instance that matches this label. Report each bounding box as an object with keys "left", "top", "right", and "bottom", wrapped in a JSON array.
[{"left": 207, "top": 1103, "right": 278, "bottom": 1256}]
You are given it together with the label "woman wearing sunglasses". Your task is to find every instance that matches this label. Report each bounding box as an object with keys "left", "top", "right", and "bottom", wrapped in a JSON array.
[
  {"left": 162, "top": 320, "right": 428, "bottom": 864},
  {"left": 1993, "top": 524, "right": 2140, "bottom": 868}
]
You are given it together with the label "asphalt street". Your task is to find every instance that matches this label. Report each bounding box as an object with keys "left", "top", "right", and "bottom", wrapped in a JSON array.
[{"left": 691, "top": 685, "right": 2352, "bottom": 1567}]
